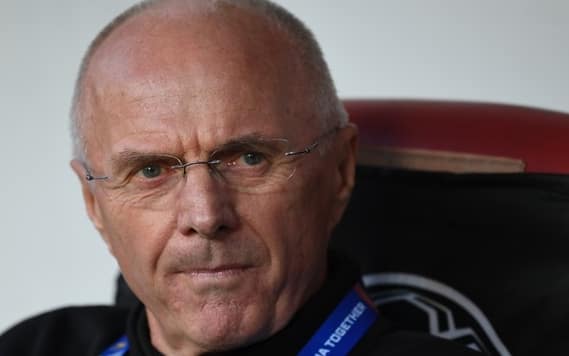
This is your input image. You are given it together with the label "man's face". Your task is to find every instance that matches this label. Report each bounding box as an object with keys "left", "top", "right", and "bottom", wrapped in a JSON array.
[{"left": 72, "top": 8, "right": 356, "bottom": 353}]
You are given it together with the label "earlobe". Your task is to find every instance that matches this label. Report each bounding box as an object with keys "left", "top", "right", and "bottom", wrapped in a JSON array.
[{"left": 70, "top": 159, "right": 113, "bottom": 253}]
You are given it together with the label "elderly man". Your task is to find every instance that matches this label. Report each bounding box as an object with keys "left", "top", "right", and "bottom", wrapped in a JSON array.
[{"left": 0, "top": 0, "right": 480, "bottom": 355}]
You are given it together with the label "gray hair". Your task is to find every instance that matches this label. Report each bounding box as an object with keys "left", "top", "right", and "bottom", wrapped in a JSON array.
[{"left": 70, "top": 0, "right": 347, "bottom": 161}]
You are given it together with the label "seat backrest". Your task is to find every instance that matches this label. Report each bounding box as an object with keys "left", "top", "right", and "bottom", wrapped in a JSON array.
[{"left": 331, "top": 100, "right": 569, "bottom": 356}]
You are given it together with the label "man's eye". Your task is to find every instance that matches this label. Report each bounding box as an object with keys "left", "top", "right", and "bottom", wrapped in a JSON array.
[
  {"left": 139, "top": 164, "right": 163, "bottom": 178},
  {"left": 241, "top": 152, "right": 265, "bottom": 166}
]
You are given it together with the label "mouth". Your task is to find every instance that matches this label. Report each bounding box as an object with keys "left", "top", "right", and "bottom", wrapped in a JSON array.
[
  {"left": 190, "top": 265, "right": 250, "bottom": 275},
  {"left": 180, "top": 265, "right": 255, "bottom": 283}
]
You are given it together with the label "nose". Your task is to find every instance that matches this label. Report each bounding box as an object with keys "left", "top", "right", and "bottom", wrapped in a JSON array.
[{"left": 175, "top": 165, "right": 238, "bottom": 239}]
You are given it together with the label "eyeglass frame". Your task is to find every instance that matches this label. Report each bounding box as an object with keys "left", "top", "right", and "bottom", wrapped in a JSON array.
[{"left": 81, "top": 125, "right": 342, "bottom": 183}]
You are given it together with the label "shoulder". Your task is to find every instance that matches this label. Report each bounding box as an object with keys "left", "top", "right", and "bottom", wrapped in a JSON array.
[{"left": 0, "top": 305, "right": 130, "bottom": 356}]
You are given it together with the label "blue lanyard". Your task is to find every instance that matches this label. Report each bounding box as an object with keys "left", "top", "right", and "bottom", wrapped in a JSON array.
[
  {"left": 100, "top": 335, "right": 129, "bottom": 356},
  {"left": 101, "top": 285, "right": 377, "bottom": 356},
  {"left": 297, "top": 284, "right": 378, "bottom": 356}
]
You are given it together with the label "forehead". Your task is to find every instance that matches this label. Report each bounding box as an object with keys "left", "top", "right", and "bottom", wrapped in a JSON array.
[{"left": 81, "top": 6, "right": 319, "bottom": 161}]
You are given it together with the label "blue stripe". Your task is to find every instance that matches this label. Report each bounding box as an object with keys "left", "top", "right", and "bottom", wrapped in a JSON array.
[
  {"left": 298, "top": 287, "right": 377, "bottom": 356},
  {"left": 100, "top": 335, "right": 129, "bottom": 356}
]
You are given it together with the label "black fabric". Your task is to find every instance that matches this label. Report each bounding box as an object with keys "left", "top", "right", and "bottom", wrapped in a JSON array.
[
  {"left": 0, "top": 306, "right": 129, "bottom": 355},
  {"left": 330, "top": 165, "right": 569, "bottom": 356},
  {"left": 116, "top": 274, "right": 141, "bottom": 310},
  {"left": 0, "top": 252, "right": 479, "bottom": 355}
]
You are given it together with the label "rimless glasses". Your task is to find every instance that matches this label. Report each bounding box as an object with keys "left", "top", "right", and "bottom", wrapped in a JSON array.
[{"left": 81, "top": 127, "right": 340, "bottom": 210}]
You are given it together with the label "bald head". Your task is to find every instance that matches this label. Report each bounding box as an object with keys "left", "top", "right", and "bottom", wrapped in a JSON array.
[{"left": 70, "top": 0, "right": 346, "bottom": 161}]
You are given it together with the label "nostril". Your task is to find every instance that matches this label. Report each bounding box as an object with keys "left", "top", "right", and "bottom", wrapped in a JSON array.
[
  {"left": 217, "top": 224, "right": 230, "bottom": 233},
  {"left": 183, "top": 220, "right": 233, "bottom": 240},
  {"left": 193, "top": 224, "right": 230, "bottom": 240}
]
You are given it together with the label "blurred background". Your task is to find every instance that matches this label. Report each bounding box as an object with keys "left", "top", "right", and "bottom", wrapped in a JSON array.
[{"left": 1, "top": 0, "right": 568, "bottom": 333}]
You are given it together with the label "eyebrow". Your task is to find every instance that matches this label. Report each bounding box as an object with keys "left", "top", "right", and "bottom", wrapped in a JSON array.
[
  {"left": 108, "top": 132, "right": 281, "bottom": 167},
  {"left": 109, "top": 152, "right": 180, "bottom": 173}
]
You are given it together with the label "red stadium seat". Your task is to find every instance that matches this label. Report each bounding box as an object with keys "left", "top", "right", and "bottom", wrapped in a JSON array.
[{"left": 347, "top": 99, "right": 569, "bottom": 174}]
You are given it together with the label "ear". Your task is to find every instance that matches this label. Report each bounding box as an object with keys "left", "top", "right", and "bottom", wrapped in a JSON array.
[
  {"left": 328, "top": 123, "right": 358, "bottom": 231},
  {"left": 70, "top": 159, "right": 113, "bottom": 253}
]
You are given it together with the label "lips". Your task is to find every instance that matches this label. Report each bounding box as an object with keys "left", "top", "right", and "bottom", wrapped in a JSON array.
[
  {"left": 161, "top": 241, "right": 265, "bottom": 285},
  {"left": 189, "top": 265, "right": 251, "bottom": 275},
  {"left": 180, "top": 265, "right": 255, "bottom": 281}
]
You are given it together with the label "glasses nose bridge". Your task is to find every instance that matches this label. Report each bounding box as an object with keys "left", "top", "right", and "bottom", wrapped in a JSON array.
[
  {"left": 172, "top": 159, "right": 222, "bottom": 182},
  {"left": 171, "top": 159, "right": 225, "bottom": 206}
]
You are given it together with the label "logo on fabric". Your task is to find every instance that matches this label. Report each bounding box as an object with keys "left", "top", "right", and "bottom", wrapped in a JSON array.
[
  {"left": 363, "top": 272, "right": 512, "bottom": 356},
  {"left": 314, "top": 302, "right": 366, "bottom": 355}
]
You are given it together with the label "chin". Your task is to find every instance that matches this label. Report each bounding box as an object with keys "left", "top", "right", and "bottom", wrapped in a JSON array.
[
  {"left": 194, "top": 314, "right": 271, "bottom": 352},
  {"left": 178, "top": 297, "right": 277, "bottom": 351}
]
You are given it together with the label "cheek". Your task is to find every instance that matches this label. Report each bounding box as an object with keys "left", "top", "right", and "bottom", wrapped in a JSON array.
[
  {"left": 235, "top": 191, "right": 294, "bottom": 263},
  {"left": 100, "top": 202, "right": 177, "bottom": 290},
  {"left": 285, "top": 168, "right": 337, "bottom": 268},
  {"left": 234, "top": 176, "right": 332, "bottom": 285}
]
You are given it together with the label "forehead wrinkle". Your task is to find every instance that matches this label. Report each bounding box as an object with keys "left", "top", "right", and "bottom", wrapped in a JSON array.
[
  {"left": 211, "top": 132, "right": 277, "bottom": 151},
  {"left": 86, "top": 67, "right": 283, "bottom": 136}
]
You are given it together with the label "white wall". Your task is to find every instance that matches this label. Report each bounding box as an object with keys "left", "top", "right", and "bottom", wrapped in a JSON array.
[{"left": 1, "top": 0, "right": 568, "bottom": 333}]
